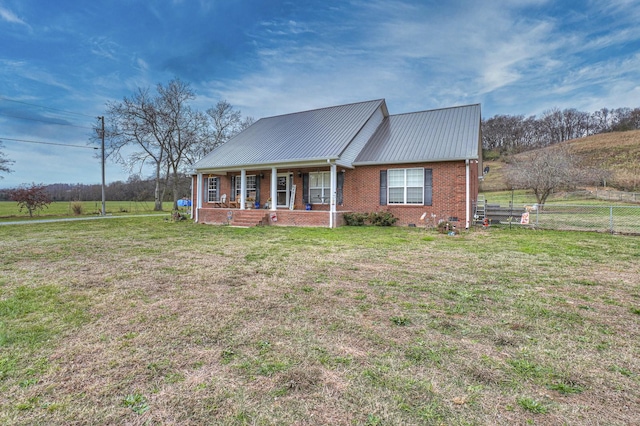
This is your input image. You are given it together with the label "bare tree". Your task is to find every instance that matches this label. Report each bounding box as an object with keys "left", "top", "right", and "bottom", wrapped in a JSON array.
[
  {"left": 561, "top": 108, "right": 589, "bottom": 140},
  {"left": 505, "top": 146, "right": 583, "bottom": 206},
  {"left": 105, "top": 88, "right": 168, "bottom": 210},
  {"left": 155, "top": 79, "right": 210, "bottom": 210},
  {"left": 104, "top": 81, "right": 254, "bottom": 211},
  {"left": 612, "top": 107, "right": 640, "bottom": 131},
  {"left": 0, "top": 141, "right": 14, "bottom": 177},
  {"left": 193, "top": 100, "right": 254, "bottom": 159},
  {"left": 590, "top": 108, "right": 613, "bottom": 134}
]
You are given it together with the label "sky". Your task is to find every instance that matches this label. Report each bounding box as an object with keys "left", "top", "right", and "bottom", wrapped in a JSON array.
[{"left": 1, "top": 0, "right": 639, "bottom": 189}]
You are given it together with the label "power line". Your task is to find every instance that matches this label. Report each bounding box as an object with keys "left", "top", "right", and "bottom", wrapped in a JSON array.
[
  {"left": 0, "top": 137, "right": 98, "bottom": 150},
  {"left": 0, "top": 96, "right": 97, "bottom": 119},
  {"left": 0, "top": 111, "right": 96, "bottom": 130}
]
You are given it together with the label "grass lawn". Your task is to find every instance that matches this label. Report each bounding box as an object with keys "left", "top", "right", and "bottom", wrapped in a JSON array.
[
  {"left": 1, "top": 218, "right": 639, "bottom": 425},
  {"left": 0, "top": 201, "right": 176, "bottom": 221}
]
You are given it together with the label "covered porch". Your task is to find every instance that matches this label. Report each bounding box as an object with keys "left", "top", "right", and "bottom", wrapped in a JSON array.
[{"left": 192, "top": 163, "right": 346, "bottom": 228}]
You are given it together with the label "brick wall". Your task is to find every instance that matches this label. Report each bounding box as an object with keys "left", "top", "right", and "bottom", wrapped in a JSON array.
[
  {"left": 266, "top": 210, "right": 338, "bottom": 227},
  {"left": 342, "top": 161, "right": 479, "bottom": 227},
  {"left": 194, "top": 160, "right": 479, "bottom": 228},
  {"left": 194, "top": 204, "right": 335, "bottom": 227}
]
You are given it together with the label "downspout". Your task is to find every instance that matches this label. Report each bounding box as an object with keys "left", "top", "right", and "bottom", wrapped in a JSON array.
[{"left": 465, "top": 159, "right": 470, "bottom": 229}]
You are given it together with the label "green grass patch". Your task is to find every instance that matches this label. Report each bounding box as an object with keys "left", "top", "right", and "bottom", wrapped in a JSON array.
[
  {"left": 0, "top": 200, "right": 174, "bottom": 220},
  {"left": 517, "top": 396, "right": 549, "bottom": 414}
]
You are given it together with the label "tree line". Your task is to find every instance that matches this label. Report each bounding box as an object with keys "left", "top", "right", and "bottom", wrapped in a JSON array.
[
  {"left": 482, "top": 106, "right": 640, "bottom": 156},
  {"left": 0, "top": 175, "right": 191, "bottom": 203}
]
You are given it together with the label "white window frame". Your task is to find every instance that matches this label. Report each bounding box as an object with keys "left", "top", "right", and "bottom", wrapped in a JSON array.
[
  {"left": 388, "top": 168, "right": 424, "bottom": 205},
  {"left": 309, "top": 171, "right": 330, "bottom": 204},
  {"left": 207, "top": 177, "right": 218, "bottom": 203},
  {"left": 236, "top": 175, "right": 257, "bottom": 200}
]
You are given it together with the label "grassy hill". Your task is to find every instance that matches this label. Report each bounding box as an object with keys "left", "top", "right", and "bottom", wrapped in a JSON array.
[{"left": 481, "top": 129, "right": 640, "bottom": 192}]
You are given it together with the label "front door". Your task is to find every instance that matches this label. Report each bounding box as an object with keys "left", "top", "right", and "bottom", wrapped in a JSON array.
[{"left": 276, "top": 173, "right": 291, "bottom": 208}]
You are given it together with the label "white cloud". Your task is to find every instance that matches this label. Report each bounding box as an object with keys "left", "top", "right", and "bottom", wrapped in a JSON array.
[
  {"left": 0, "top": 5, "right": 29, "bottom": 28},
  {"left": 89, "top": 37, "right": 120, "bottom": 61},
  {"left": 210, "top": 0, "right": 566, "bottom": 117}
]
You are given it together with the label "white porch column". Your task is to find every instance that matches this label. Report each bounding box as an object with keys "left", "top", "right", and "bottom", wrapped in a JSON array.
[
  {"left": 270, "top": 167, "right": 277, "bottom": 211},
  {"left": 329, "top": 163, "right": 337, "bottom": 228},
  {"left": 196, "top": 173, "right": 203, "bottom": 222},
  {"left": 240, "top": 169, "right": 247, "bottom": 209}
]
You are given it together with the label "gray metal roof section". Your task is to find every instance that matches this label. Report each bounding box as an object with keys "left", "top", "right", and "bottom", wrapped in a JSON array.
[
  {"left": 193, "top": 99, "right": 385, "bottom": 170},
  {"left": 353, "top": 104, "right": 481, "bottom": 165}
]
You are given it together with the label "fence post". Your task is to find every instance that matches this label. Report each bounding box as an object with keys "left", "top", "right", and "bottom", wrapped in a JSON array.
[{"left": 610, "top": 206, "right": 614, "bottom": 234}]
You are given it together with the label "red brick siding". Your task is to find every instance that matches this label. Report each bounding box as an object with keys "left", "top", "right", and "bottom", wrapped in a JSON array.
[
  {"left": 194, "top": 161, "right": 479, "bottom": 227},
  {"left": 342, "top": 161, "right": 477, "bottom": 227}
]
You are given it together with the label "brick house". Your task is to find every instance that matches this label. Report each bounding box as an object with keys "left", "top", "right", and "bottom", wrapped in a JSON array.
[{"left": 191, "top": 99, "right": 482, "bottom": 228}]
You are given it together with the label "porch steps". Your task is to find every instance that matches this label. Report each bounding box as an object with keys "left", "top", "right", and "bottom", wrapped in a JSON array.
[{"left": 230, "top": 210, "right": 270, "bottom": 227}]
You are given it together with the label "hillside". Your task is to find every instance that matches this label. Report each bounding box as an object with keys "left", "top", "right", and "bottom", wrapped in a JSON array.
[{"left": 481, "top": 129, "right": 640, "bottom": 192}]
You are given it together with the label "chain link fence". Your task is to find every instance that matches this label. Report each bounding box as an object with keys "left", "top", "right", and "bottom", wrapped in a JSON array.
[
  {"left": 591, "top": 188, "right": 640, "bottom": 203},
  {"left": 486, "top": 204, "right": 640, "bottom": 235}
]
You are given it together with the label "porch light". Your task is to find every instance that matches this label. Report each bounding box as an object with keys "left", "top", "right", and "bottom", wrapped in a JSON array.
[
  {"left": 297, "top": 171, "right": 302, "bottom": 177},
  {"left": 259, "top": 173, "right": 264, "bottom": 179}
]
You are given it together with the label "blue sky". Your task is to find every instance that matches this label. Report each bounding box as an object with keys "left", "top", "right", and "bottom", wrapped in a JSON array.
[{"left": 1, "top": 0, "right": 639, "bottom": 188}]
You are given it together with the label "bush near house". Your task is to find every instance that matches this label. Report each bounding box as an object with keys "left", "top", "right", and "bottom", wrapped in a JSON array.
[{"left": 343, "top": 211, "right": 397, "bottom": 226}]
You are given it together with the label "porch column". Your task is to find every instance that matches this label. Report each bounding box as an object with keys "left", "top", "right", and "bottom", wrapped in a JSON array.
[
  {"left": 196, "top": 173, "right": 203, "bottom": 222},
  {"left": 270, "top": 167, "right": 277, "bottom": 211},
  {"left": 240, "top": 169, "right": 246, "bottom": 209},
  {"left": 329, "top": 163, "right": 337, "bottom": 228}
]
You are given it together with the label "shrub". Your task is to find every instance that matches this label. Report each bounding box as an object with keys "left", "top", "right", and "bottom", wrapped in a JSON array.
[
  {"left": 343, "top": 212, "right": 368, "bottom": 226},
  {"left": 71, "top": 202, "right": 83, "bottom": 216},
  {"left": 343, "top": 211, "right": 398, "bottom": 226},
  {"left": 8, "top": 183, "right": 51, "bottom": 217},
  {"left": 368, "top": 211, "right": 397, "bottom": 226}
]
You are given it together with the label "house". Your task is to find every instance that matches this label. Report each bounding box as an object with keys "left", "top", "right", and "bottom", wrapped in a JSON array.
[{"left": 191, "top": 99, "right": 482, "bottom": 228}]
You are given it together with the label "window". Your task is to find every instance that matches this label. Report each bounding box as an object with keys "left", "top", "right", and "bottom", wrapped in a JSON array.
[
  {"left": 388, "top": 168, "right": 424, "bottom": 204},
  {"left": 207, "top": 177, "right": 218, "bottom": 202},
  {"left": 235, "top": 175, "right": 256, "bottom": 200},
  {"left": 309, "top": 171, "right": 330, "bottom": 204}
]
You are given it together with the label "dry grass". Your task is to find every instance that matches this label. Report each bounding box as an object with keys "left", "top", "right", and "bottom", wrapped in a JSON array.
[{"left": 1, "top": 218, "right": 639, "bottom": 425}]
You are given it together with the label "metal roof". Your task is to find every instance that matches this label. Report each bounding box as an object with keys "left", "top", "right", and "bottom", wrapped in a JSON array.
[
  {"left": 193, "top": 99, "right": 385, "bottom": 170},
  {"left": 353, "top": 104, "right": 481, "bottom": 165}
]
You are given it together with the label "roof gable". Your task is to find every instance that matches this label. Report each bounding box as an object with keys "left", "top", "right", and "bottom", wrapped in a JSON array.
[{"left": 353, "top": 104, "right": 481, "bottom": 165}]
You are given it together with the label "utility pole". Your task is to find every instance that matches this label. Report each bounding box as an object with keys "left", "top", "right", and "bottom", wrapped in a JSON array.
[{"left": 98, "top": 116, "right": 106, "bottom": 216}]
